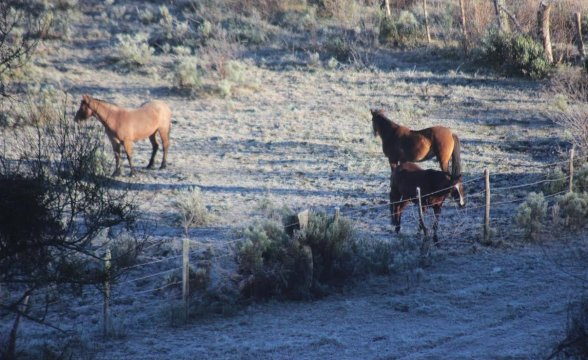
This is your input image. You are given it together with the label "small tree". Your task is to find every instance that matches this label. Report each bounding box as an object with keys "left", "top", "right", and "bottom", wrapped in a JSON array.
[{"left": 0, "top": 97, "right": 137, "bottom": 358}]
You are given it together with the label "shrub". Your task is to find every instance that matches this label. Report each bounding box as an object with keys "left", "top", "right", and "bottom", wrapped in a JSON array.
[
  {"left": 543, "top": 167, "right": 568, "bottom": 194},
  {"left": 379, "top": 11, "right": 422, "bottom": 48},
  {"left": 549, "top": 66, "right": 588, "bottom": 102},
  {"left": 550, "top": 107, "right": 588, "bottom": 151},
  {"left": 174, "top": 186, "right": 209, "bottom": 234},
  {"left": 557, "top": 192, "right": 588, "bottom": 230},
  {"left": 113, "top": 33, "right": 154, "bottom": 68},
  {"left": 573, "top": 163, "right": 588, "bottom": 193},
  {"left": 479, "top": 30, "right": 551, "bottom": 79},
  {"left": 324, "top": 35, "right": 353, "bottom": 63},
  {"left": 550, "top": 298, "right": 588, "bottom": 359},
  {"left": 236, "top": 210, "right": 357, "bottom": 299},
  {"left": 514, "top": 192, "right": 547, "bottom": 240},
  {"left": 173, "top": 56, "right": 201, "bottom": 94}
]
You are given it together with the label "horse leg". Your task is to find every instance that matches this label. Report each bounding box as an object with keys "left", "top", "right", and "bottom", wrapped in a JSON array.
[
  {"left": 111, "top": 141, "right": 122, "bottom": 177},
  {"left": 147, "top": 133, "right": 159, "bottom": 169},
  {"left": 432, "top": 205, "right": 441, "bottom": 245},
  {"left": 159, "top": 127, "right": 170, "bottom": 169},
  {"left": 419, "top": 207, "right": 429, "bottom": 238},
  {"left": 123, "top": 140, "right": 135, "bottom": 176}
]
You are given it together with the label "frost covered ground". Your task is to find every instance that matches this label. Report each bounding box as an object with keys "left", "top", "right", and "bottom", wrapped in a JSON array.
[{"left": 2, "top": 2, "right": 587, "bottom": 359}]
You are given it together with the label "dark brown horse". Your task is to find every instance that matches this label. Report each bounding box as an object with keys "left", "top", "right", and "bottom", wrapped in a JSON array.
[
  {"left": 74, "top": 95, "right": 171, "bottom": 176},
  {"left": 371, "top": 109, "right": 461, "bottom": 178},
  {"left": 390, "top": 162, "right": 465, "bottom": 244}
]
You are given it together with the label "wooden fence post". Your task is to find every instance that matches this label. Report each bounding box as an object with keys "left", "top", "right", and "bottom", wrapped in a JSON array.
[
  {"left": 182, "top": 238, "right": 190, "bottom": 321},
  {"left": 423, "top": 0, "right": 431, "bottom": 44},
  {"left": 103, "top": 249, "right": 112, "bottom": 337},
  {"left": 298, "top": 210, "right": 309, "bottom": 230},
  {"left": 459, "top": 0, "right": 468, "bottom": 52},
  {"left": 416, "top": 187, "right": 427, "bottom": 238},
  {"left": 384, "top": 0, "right": 391, "bottom": 18},
  {"left": 538, "top": 1, "right": 554, "bottom": 64},
  {"left": 569, "top": 145, "right": 575, "bottom": 193},
  {"left": 484, "top": 169, "right": 491, "bottom": 244},
  {"left": 7, "top": 294, "right": 30, "bottom": 359},
  {"left": 575, "top": 12, "right": 585, "bottom": 60}
]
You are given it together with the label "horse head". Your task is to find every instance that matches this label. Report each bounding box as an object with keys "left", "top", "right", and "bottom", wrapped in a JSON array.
[
  {"left": 74, "top": 95, "right": 94, "bottom": 122},
  {"left": 370, "top": 108, "right": 385, "bottom": 137},
  {"left": 449, "top": 174, "right": 465, "bottom": 208}
]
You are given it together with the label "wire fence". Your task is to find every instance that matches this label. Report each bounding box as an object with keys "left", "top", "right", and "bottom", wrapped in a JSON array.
[{"left": 6, "top": 153, "right": 586, "bottom": 332}]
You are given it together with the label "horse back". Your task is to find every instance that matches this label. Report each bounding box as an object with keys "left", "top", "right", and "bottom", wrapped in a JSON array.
[{"left": 392, "top": 164, "right": 450, "bottom": 203}]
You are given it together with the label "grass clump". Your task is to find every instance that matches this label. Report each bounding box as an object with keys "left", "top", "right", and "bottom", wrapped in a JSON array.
[
  {"left": 236, "top": 210, "right": 357, "bottom": 300},
  {"left": 479, "top": 30, "right": 551, "bottom": 79},
  {"left": 514, "top": 192, "right": 547, "bottom": 240}
]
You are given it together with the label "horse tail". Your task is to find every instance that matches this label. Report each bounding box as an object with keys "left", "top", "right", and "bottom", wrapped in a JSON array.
[{"left": 451, "top": 134, "right": 462, "bottom": 180}]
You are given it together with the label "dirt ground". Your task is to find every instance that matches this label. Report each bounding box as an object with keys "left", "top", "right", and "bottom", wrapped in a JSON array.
[{"left": 2, "top": 3, "right": 588, "bottom": 359}]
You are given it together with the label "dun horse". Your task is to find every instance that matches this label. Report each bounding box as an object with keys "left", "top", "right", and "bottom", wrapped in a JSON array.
[
  {"left": 74, "top": 95, "right": 171, "bottom": 176},
  {"left": 390, "top": 162, "right": 465, "bottom": 244},
  {"left": 371, "top": 109, "right": 461, "bottom": 178}
]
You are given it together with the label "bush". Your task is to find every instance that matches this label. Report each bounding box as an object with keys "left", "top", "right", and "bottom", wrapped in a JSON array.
[
  {"left": 174, "top": 187, "right": 209, "bottom": 234},
  {"left": 480, "top": 30, "right": 551, "bottom": 79},
  {"left": 236, "top": 210, "right": 357, "bottom": 299},
  {"left": 173, "top": 56, "right": 202, "bottom": 95},
  {"left": 113, "top": 33, "right": 154, "bottom": 68},
  {"left": 379, "top": 11, "right": 422, "bottom": 48},
  {"left": 573, "top": 163, "right": 588, "bottom": 193},
  {"left": 550, "top": 107, "right": 588, "bottom": 151},
  {"left": 557, "top": 192, "right": 588, "bottom": 230},
  {"left": 544, "top": 167, "right": 568, "bottom": 194},
  {"left": 549, "top": 66, "right": 588, "bottom": 103},
  {"left": 550, "top": 298, "right": 588, "bottom": 360},
  {"left": 514, "top": 192, "right": 547, "bottom": 240}
]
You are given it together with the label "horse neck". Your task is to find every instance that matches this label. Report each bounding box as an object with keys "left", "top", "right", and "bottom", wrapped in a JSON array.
[
  {"left": 89, "top": 99, "right": 120, "bottom": 129},
  {"left": 430, "top": 171, "right": 453, "bottom": 195},
  {"left": 377, "top": 115, "right": 399, "bottom": 138}
]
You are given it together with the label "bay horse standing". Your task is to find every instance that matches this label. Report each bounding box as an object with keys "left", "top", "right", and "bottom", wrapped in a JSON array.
[
  {"left": 390, "top": 162, "right": 465, "bottom": 244},
  {"left": 74, "top": 95, "right": 171, "bottom": 176},
  {"left": 371, "top": 109, "right": 461, "bottom": 178}
]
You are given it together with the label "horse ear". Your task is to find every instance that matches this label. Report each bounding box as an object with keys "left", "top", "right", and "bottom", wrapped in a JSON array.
[{"left": 82, "top": 94, "right": 90, "bottom": 102}]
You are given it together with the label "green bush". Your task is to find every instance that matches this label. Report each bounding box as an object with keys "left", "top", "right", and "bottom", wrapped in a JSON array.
[
  {"left": 480, "top": 30, "right": 551, "bottom": 79},
  {"left": 114, "top": 33, "right": 154, "bottom": 68},
  {"left": 514, "top": 192, "right": 547, "bottom": 240},
  {"left": 236, "top": 210, "right": 357, "bottom": 299},
  {"left": 173, "top": 56, "right": 202, "bottom": 95},
  {"left": 557, "top": 192, "right": 588, "bottom": 230},
  {"left": 379, "top": 11, "right": 422, "bottom": 48},
  {"left": 574, "top": 163, "right": 588, "bottom": 193},
  {"left": 543, "top": 167, "right": 568, "bottom": 194}
]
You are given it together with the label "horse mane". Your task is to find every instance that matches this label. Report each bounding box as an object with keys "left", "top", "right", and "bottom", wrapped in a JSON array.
[
  {"left": 372, "top": 109, "right": 398, "bottom": 132},
  {"left": 90, "top": 97, "right": 117, "bottom": 106}
]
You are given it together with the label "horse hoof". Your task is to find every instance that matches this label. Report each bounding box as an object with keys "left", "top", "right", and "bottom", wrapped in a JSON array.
[
  {"left": 146, "top": 164, "right": 154, "bottom": 170},
  {"left": 112, "top": 170, "right": 121, "bottom": 177},
  {"left": 160, "top": 164, "right": 167, "bottom": 170}
]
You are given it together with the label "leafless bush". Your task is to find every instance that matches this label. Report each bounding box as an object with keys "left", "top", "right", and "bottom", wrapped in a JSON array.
[
  {"left": 0, "top": 1, "right": 51, "bottom": 95},
  {"left": 550, "top": 106, "right": 588, "bottom": 152},
  {"left": 549, "top": 297, "right": 588, "bottom": 360},
  {"left": 549, "top": 66, "right": 588, "bottom": 103}
]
